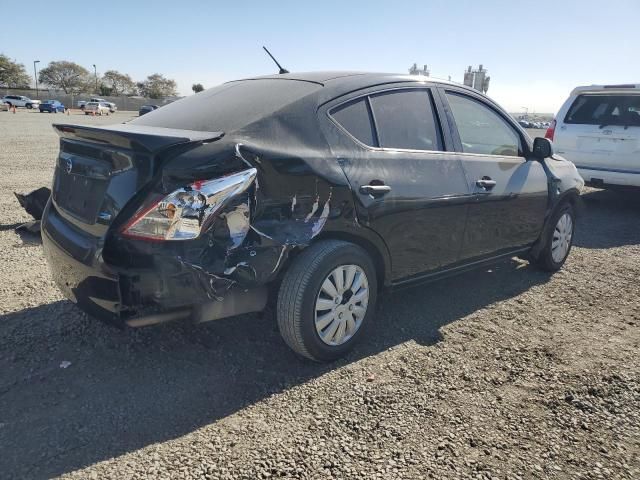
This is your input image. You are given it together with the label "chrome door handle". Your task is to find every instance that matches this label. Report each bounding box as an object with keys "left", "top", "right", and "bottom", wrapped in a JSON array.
[
  {"left": 476, "top": 178, "right": 496, "bottom": 190},
  {"left": 359, "top": 184, "right": 392, "bottom": 197}
]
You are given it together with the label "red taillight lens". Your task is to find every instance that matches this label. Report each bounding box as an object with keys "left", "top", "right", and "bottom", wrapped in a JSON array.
[
  {"left": 545, "top": 119, "right": 556, "bottom": 141},
  {"left": 121, "top": 168, "right": 257, "bottom": 242}
]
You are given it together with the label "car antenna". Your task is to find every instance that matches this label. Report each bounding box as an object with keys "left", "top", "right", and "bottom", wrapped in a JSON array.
[{"left": 262, "top": 46, "right": 289, "bottom": 74}]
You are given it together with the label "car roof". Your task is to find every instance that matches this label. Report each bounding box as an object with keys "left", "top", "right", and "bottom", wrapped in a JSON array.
[
  {"left": 571, "top": 84, "right": 640, "bottom": 95},
  {"left": 229, "top": 71, "right": 482, "bottom": 107}
]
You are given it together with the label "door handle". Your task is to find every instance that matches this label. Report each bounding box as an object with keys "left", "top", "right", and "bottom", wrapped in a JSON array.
[
  {"left": 475, "top": 177, "right": 496, "bottom": 190},
  {"left": 359, "top": 184, "right": 392, "bottom": 197}
]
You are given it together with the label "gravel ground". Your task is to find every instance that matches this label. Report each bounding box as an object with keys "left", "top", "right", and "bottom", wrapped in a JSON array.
[{"left": 0, "top": 111, "right": 638, "bottom": 479}]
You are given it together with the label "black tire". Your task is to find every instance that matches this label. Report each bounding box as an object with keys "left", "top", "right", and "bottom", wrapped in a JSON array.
[
  {"left": 277, "top": 240, "right": 378, "bottom": 362},
  {"left": 26, "top": 103, "right": 32, "bottom": 109},
  {"left": 530, "top": 203, "right": 575, "bottom": 272}
]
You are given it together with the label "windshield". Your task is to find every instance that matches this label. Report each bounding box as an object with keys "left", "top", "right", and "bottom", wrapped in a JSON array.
[{"left": 131, "top": 79, "right": 321, "bottom": 132}]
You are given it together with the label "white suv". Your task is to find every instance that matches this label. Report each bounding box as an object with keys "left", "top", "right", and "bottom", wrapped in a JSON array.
[
  {"left": 547, "top": 84, "right": 640, "bottom": 188},
  {"left": 1, "top": 95, "right": 41, "bottom": 109}
]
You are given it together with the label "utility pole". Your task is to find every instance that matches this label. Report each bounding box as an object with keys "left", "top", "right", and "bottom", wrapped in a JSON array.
[
  {"left": 33, "top": 60, "right": 40, "bottom": 99},
  {"left": 92, "top": 64, "right": 98, "bottom": 94}
]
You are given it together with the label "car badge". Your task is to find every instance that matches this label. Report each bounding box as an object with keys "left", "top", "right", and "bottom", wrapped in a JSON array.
[{"left": 65, "top": 158, "right": 73, "bottom": 174}]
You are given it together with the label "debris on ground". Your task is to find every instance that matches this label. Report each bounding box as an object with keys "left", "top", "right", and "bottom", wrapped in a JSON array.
[{"left": 13, "top": 186, "right": 51, "bottom": 234}]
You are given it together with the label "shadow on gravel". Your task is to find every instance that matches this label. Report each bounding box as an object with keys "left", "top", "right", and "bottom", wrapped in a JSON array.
[
  {"left": 0, "top": 259, "right": 551, "bottom": 479},
  {"left": 575, "top": 188, "right": 640, "bottom": 249}
]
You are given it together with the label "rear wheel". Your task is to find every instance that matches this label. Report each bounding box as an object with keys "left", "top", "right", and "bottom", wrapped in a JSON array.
[
  {"left": 277, "top": 240, "right": 377, "bottom": 362},
  {"left": 530, "top": 203, "right": 575, "bottom": 271}
]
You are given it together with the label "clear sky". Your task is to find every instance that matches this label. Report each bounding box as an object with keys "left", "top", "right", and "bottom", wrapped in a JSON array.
[{"left": 2, "top": 0, "right": 638, "bottom": 113}]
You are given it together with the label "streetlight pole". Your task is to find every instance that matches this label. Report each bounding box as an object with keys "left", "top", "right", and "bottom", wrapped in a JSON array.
[
  {"left": 92, "top": 64, "right": 98, "bottom": 94},
  {"left": 33, "top": 60, "right": 40, "bottom": 99}
]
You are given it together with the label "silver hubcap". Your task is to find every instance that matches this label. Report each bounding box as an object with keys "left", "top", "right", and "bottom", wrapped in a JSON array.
[
  {"left": 551, "top": 212, "right": 573, "bottom": 263},
  {"left": 315, "top": 265, "right": 369, "bottom": 346}
]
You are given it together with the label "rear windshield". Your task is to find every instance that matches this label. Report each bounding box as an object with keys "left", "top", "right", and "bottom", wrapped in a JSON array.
[
  {"left": 131, "top": 79, "right": 321, "bottom": 132},
  {"left": 565, "top": 94, "right": 640, "bottom": 127}
]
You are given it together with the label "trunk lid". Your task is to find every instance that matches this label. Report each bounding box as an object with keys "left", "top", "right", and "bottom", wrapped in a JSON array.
[{"left": 51, "top": 123, "right": 223, "bottom": 235}]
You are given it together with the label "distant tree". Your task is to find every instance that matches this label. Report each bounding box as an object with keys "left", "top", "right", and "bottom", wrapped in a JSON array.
[
  {"left": 102, "top": 70, "right": 136, "bottom": 96},
  {"left": 38, "top": 61, "right": 90, "bottom": 94},
  {"left": 0, "top": 54, "right": 31, "bottom": 88},
  {"left": 192, "top": 83, "right": 204, "bottom": 93},
  {"left": 137, "top": 73, "right": 178, "bottom": 99}
]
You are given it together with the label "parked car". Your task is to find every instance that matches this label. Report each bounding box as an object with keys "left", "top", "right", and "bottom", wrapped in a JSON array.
[
  {"left": 1, "top": 95, "right": 41, "bottom": 109},
  {"left": 83, "top": 101, "right": 111, "bottom": 115},
  {"left": 518, "top": 120, "right": 531, "bottom": 128},
  {"left": 547, "top": 84, "right": 640, "bottom": 188},
  {"left": 139, "top": 104, "right": 159, "bottom": 116},
  {"left": 42, "top": 72, "right": 583, "bottom": 361},
  {"left": 78, "top": 98, "right": 117, "bottom": 113},
  {"left": 39, "top": 100, "right": 65, "bottom": 113}
]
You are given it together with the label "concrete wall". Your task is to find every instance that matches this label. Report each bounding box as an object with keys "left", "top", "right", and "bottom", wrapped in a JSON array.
[{"left": 2, "top": 87, "right": 179, "bottom": 111}]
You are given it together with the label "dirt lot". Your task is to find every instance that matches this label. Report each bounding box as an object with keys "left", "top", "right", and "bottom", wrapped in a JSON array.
[{"left": 0, "top": 110, "right": 638, "bottom": 479}]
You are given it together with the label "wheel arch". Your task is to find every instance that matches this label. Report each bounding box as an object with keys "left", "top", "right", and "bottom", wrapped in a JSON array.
[
  {"left": 555, "top": 187, "right": 583, "bottom": 217},
  {"left": 295, "top": 230, "right": 391, "bottom": 290}
]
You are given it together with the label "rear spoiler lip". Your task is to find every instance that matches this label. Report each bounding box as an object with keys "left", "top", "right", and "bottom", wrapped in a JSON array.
[{"left": 52, "top": 123, "right": 224, "bottom": 152}]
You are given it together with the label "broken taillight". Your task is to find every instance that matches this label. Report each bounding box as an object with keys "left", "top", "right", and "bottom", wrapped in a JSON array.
[{"left": 120, "top": 168, "right": 257, "bottom": 241}]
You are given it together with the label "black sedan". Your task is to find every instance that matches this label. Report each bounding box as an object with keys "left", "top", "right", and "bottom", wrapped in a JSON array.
[
  {"left": 138, "top": 104, "right": 159, "bottom": 116},
  {"left": 41, "top": 72, "right": 583, "bottom": 361}
]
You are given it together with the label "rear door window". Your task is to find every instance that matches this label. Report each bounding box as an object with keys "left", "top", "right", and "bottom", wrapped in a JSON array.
[
  {"left": 330, "top": 98, "right": 376, "bottom": 146},
  {"left": 445, "top": 92, "right": 521, "bottom": 157},
  {"left": 565, "top": 94, "right": 640, "bottom": 127},
  {"left": 369, "top": 89, "right": 443, "bottom": 151}
]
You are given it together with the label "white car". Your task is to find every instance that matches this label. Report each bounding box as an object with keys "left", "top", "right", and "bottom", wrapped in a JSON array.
[
  {"left": 1, "top": 95, "right": 41, "bottom": 109},
  {"left": 78, "top": 98, "right": 117, "bottom": 113},
  {"left": 547, "top": 84, "right": 640, "bottom": 188},
  {"left": 84, "top": 102, "right": 111, "bottom": 115}
]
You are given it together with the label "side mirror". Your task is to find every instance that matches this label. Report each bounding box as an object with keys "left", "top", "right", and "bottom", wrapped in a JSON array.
[{"left": 532, "top": 137, "right": 554, "bottom": 160}]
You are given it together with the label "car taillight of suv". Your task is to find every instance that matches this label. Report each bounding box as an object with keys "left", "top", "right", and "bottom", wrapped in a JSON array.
[{"left": 545, "top": 119, "right": 556, "bottom": 141}]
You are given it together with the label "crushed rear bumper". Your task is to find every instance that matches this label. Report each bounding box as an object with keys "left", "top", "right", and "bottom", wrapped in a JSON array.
[{"left": 42, "top": 203, "right": 267, "bottom": 328}]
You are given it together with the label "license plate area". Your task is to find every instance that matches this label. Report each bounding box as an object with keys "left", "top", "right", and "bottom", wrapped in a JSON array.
[{"left": 53, "top": 170, "right": 109, "bottom": 224}]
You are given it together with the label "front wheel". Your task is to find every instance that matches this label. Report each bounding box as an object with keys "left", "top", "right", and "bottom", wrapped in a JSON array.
[
  {"left": 530, "top": 203, "right": 575, "bottom": 271},
  {"left": 277, "top": 240, "right": 377, "bottom": 362},
  {"left": 26, "top": 104, "right": 32, "bottom": 109}
]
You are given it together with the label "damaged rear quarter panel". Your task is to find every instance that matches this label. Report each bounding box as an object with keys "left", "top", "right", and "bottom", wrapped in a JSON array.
[{"left": 105, "top": 99, "right": 381, "bottom": 313}]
